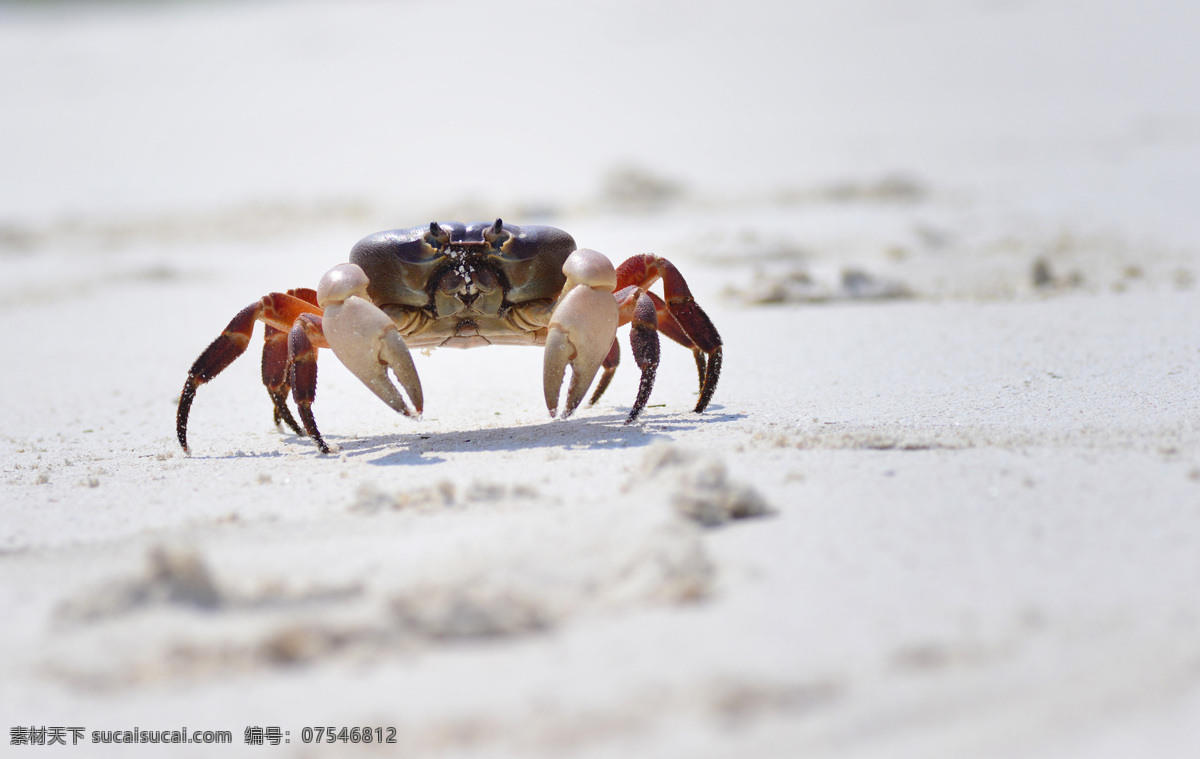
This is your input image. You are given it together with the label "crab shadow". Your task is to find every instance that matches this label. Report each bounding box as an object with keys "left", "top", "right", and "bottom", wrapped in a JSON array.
[{"left": 332, "top": 406, "right": 742, "bottom": 467}]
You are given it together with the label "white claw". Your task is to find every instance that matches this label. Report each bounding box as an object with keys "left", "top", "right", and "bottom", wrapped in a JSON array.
[
  {"left": 319, "top": 264, "right": 424, "bottom": 417},
  {"left": 544, "top": 249, "right": 619, "bottom": 417}
]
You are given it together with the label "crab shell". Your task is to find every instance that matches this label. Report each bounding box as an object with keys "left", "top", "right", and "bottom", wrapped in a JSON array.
[{"left": 346, "top": 220, "right": 581, "bottom": 349}]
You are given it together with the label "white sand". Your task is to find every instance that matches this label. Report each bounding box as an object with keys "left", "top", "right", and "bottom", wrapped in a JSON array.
[{"left": 3, "top": 1, "right": 1200, "bottom": 756}]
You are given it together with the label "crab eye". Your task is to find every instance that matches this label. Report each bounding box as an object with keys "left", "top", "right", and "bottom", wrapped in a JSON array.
[
  {"left": 483, "top": 218, "right": 511, "bottom": 249},
  {"left": 423, "top": 221, "right": 451, "bottom": 248}
]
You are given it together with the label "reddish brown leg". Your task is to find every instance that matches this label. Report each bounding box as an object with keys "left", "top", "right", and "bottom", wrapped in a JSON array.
[
  {"left": 262, "top": 326, "right": 303, "bottom": 435},
  {"left": 260, "top": 288, "right": 318, "bottom": 436},
  {"left": 177, "top": 292, "right": 322, "bottom": 453},
  {"left": 626, "top": 294, "right": 661, "bottom": 423},
  {"left": 643, "top": 291, "right": 708, "bottom": 394},
  {"left": 659, "top": 264, "right": 722, "bottom": 412},
  {"left": 288, "top": 313, "right": 330, "bottom": 454},
  {"left": 588, "top": 338, "right": 621, "bottom": 407},
  {"left": 614, "top": 255, "right": 723, "bottom": 414}
]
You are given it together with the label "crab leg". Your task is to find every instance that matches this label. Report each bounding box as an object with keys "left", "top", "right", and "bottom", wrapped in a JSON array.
[
  {"left": 261, "top": 326, "right": 303, "bottom": 435},
  {"left": 639, "top": 290, "right": 710, "bottom": 398},
  {"left": 544, "top": 249, "right": 620, "bottom": 418},
  {"left": 287, "top": 313, "right": 331, "bottom": 453},
  {"left": 615, "top": 255, "right": 722, "bottom": 412},
  {"left": 626, "top": 293, "right": 661, "bottom": 423},
  {"left": 177, "top": 292, "right": 322, "bottom": 452},
  {"left": 317, "top": 264, "right": 424, "bottom": 418},
  {"left": 261, "top": 287, "right": 318, "bottom": 435},
  {"left": 587, "top": 339, "right": 621, "bottom": 407}
]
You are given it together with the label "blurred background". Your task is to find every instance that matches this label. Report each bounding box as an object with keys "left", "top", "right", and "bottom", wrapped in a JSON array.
[{"left": 3, "top": 0, "right": 1198, "bottom": 238}]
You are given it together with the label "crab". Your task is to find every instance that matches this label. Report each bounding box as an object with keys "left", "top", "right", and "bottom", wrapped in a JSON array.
[{"left": 176, "top": 219, "right": 722, "bottom": 453}]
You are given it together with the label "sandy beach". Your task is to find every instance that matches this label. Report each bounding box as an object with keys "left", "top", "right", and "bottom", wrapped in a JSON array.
[{"left": 3, "top": 1, "right": 1200, "bottom": 756}]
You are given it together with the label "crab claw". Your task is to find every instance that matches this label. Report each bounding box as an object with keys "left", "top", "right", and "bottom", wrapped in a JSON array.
[
  {"left": 317, "top": 264, "right": 424, "bottom": 417},
  {"left": 544, "top": 249, "right": 620, "bottom": 418}
]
